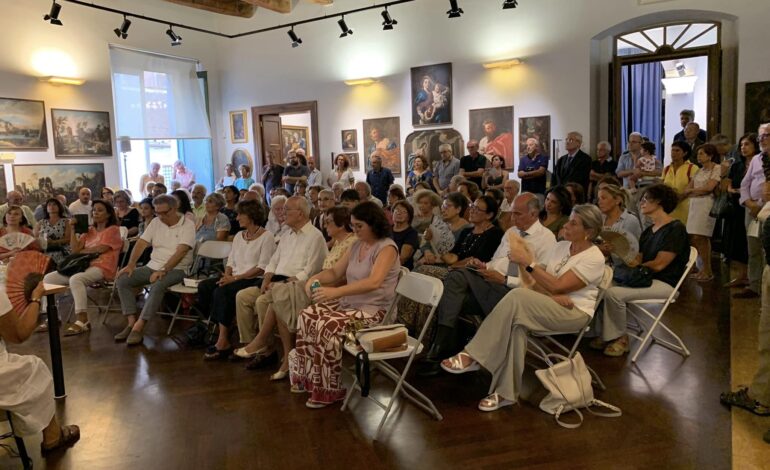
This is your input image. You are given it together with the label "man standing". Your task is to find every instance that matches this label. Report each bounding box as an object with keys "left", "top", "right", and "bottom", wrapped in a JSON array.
[
  {"left": 262, "top": 151, "right": 284, "bottom": 205},
  {"left": 282, "top": 152, "right": 310, "bottom": 194},
  {"left": 551, "top": 131, "right": 591, "bottom": 193},
  {"left": 140, "top": 162, "right": 165, "bottom": 198},
  {"left": 683, "top": 122, "right": 705, "bottom": 165},
  {"left": 306, "top": 156, "right": 324, "bottom": 187},
  {"left": 616, "top": 132, "right": 643, "bottom": 189},
  {"left": 517, "top": 137, "right": 549, "bottom": 196},
  {"left": 114, "top": 195, "right": 196, "bottom": 346},
  {"left": 673, "top": 109, "right": 707, "bottom": 143},
  {"left": 68, "top": 187, "right": 93, "bottom": 223},
  {"left": 432, "top": 144, "right": 461, "bottom": 196},
  {"left": 459, "top": 140, "right": 489, "bottom": 188},
  {"left": 0, "top": 191, "right": 36, "bottom": 228},
  {"left": 590, "top": 141, "right": 618, "bottom": 197},
  {"left": 366, "top": 154, "right": 394, "bottom": 205}
]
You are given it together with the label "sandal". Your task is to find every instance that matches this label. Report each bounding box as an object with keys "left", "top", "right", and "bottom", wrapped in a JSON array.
[
  {"left": 290, "top": 383, "right": 306, "bottom": 394},
  {"left": 440, "top": 351, "right": 480, "bottom": 374},
  {"left": 35, "top": 321, "right": 49, "bottom": 333},
  {"left": 203, "top": 346, "right": 233, "bottom": 361},
  {"left": 64, "top": 320, "right": 90, "bottom": 337},
  {"left": 41, "top": 425, "right": 80, "bottom": 455},
  {"left": 588, "top": 337, "right": 606, "bottom": 350},
  {"left": 720, "top": 387, "right": 770, "bottom": 416},
  {"left": 478, "top": 393, "right": 514, "bottom": 412},
  {"left": 603, "top": 338, "right": 630, "bottom": 357}
]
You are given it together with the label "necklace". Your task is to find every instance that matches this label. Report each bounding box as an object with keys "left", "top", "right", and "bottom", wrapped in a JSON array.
[{"left": 243, "top": 227, "right": 262, "bottom": 241}]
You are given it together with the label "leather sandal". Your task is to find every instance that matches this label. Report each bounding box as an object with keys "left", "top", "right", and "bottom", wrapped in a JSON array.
[
  {"left": 478, "top": 393, "right": 514, "bottom": 412},
  {"left": 440, "top": 351, "right": 480, "bottom": 374},
  {"left": 203, "top": 346, "right": 233, "bottom": 361},
  {"left": 603, "top": 338, "right": 630, "bottom": 357},
  {"left": 64, "top": 320, "right": 90, "bottom": 337},
  {"left": 41, "top": 425, "right": 80, "bottom": 456},
  {"left": 231, "top": 345, "right": 268, "bottom": 361},
  {"left": 720, "top": 387, "right": 770, "bottom": 416}
]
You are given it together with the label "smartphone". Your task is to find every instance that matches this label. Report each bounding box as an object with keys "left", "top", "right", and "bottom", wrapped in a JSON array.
[{"left": 74, "top": 214, "right": 89, "bottom": 234}]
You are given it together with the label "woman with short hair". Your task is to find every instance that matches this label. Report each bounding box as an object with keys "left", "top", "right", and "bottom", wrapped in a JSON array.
[
  {"left": 113, "top": 190, "right": 140, "bottom": 237},
  {"left": 0, "top": 206, "right": 41, "bottom": 260},
  {"left": 195, "top": 193, "right": 231, "bottom": 243},
  {"left": 412, "top": 189, "right": 441, "bottom": 233},
  {"left": 407, "top": 154, "right": 434, "bottom": 195}
]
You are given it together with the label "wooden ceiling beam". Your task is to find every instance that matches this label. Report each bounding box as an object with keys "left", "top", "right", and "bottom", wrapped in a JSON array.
[{"left": 163, "top": 0, "right": 257, "bottom": 18}]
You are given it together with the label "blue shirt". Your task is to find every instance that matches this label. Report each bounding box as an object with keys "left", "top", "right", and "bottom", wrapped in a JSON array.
[
  {"left": 366, "top": 168, "right": 394, "bottom": 205},
  {"left": 235, "top": 177, "right": 255, "bottom": 190},
  {"left": 518, "top": 154, "right": 549, "bottom": 194}
]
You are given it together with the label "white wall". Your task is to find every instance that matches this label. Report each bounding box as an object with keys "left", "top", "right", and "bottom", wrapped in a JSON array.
[{"left": 663, "top": 55, "right": 710, "bottom": 154}]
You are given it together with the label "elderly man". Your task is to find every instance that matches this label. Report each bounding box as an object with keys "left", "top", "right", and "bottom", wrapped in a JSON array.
[
  {"left": 68, "top": 187, "right": 93, "bottom": 223},
  {"left": 419, "top": 193, "right": 557, "bottom": 376},
  {"left": 191, "top": 184, "right": 207, "bottom": 220},
  {"left": 366, "top": 154, "right": 394, "bottom": 205},
  {"left": 674, "top": 109, "right": 707, "bottom": 143},
  {"left": 498, "top": 180, "right": 521, "bottom": 231},
  {"left": 590, "top": 141, "right": 618, "bottom": 198},
  {"left": 459, "top": 140, "right": 489, "bottom": 188},
  {"left": 355, "top": 181, "right": 383, "bottom": 207},
  {"left": 234, "top": 196, "right": 327, "bottom": 366},
  {"left": 313, "top": 189, "right": 336, "bottom": 239},
  {"left": 306, "top": 156, "right": 324, "bottom": 187},
  {"left": 518, "top": 137, "right": 549, "bottom": 196},
  {"left": 140, "top": 162, "right": 165, "bottom": 198},
  {"left": 282, "top": 152, "right": 310, "bottom": 194},
  {"left": 616, "top": 132, "right": 643, "bottom": 189},
  {"left": 0, "top": 190, "right": 36, "bottom": 227},
  {"left": 432, "top": 143, "right": 461, "bottom": 196},
  {"left": 114, "top": 195, "right": 196, "bottom": 346},
  {"left": 551, "top": 131, "right": 592, "bottom": 193},
  {"left": 683, "top": 122, "right": 705, "bottom": 165}
]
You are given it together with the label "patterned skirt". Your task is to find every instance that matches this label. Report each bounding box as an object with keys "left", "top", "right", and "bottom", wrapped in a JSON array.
[{"left": 397, "top": 264, "right": 450, "bottom": 340}]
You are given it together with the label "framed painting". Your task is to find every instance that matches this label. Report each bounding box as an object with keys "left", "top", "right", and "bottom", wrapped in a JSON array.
[
  {"left": 12, "top": 163, "right": 105, "bottom": 209},
  {"left": 363, "top": 117, "right": 401, "bottom": 176},
  {"left": 51, "top": 108, "right": 112, "bottom": 157},
  {"left": 230, "top": 110, "right": 248, "bottom": 144},
  {"left": 518, "top": 115, "right": 552, "bottom": 158},
  {"left": 332, "top": 152, "right": 360, "bottom": 172},
  {"left": 469, "top": 106, "right": 515, "bottom": 169},
  {"left": 341, "top": 129, "right": 357, "bottom": 151},
  {"left": 0, "top": 97, "right": 48, "bottom": 150},
  {"left": 0, "top": 165, "right": 6, "bottom": 202},
  {"left": 231, "top": 148, "right": 253, "bottom": 178},
  {"left": 403, "top": 129, "right": 464, "bottom": 173},
  {"left": 411, "top": 63, "right": 452, "bottom": 127},
  {"left": 745, "top": 82, "right": 770, "bottom": 135},
  {"left": 282, "top": 125, "right": 308, "bottom": 157}
]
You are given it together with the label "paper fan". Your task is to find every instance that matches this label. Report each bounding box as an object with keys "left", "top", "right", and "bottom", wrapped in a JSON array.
[
  {"left": 6, "top": 251, "right": 51, "bottom": 312},
  {"left": 0, "top": 232, "right": 36, "bottom": 252},
  {"left": 599, "top": 229, "right": 639, "bottom": 264}
]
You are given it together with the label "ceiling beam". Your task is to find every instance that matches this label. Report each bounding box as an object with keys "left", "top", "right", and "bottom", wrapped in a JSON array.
[{"left": 163, "top": 0, "right": 257, "bottom": 18}]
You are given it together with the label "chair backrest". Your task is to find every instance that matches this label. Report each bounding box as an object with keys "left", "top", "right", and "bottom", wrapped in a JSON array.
[
  {"left": 118, "top": 226, "right": 128, "bottom": 240},
  {"left": 381, "top": 271, "right": 443, "bottom": 326},
  {"left": 594, "top": 265, "right": 614, "bottom": 311},
  {"left": 672, "top": 247, "right": 698, "bottom": 294},
  {"left": 197, "top": 240, "right": 233, "bottom": 260}
]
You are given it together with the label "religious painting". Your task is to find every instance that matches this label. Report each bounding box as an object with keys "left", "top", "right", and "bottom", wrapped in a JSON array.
[
  {"left": 230, "top": 110, "right": 248, "bottom": 144},
  {"left": 282, "top": 125, "right": 308, "bottom": 157},
  {"left": 411, "top": 63, "right": 452, "bottom": 127},
  {"left": 341, "top": 129, "right": 357, "bottom": 151},
  {"left": 0, "top": 98, "right": 48, "bottom": 150},
  {"left": 518, "top": 115, "right": 552, "bottom": 159},
  {"left": 745, "top": 82, "right": 770, "bottom": 135},
  {"left": 0, "top": 165, "right": 6, "bottom": 202},
  {"left": 362, "top": 117, "right": 401, "bottom": 176},
  {"left": 12, "top": 163, "right": 105, "bottom": 209},
  {"left": 51, "top": 109, "right": 112, "bottom": 158},
  {"left": 403, "top": 129, "right": 464, "bottom": 173},
  {"left": 469, "top": 106, "right": 515, "bottom": 169},
  {"left": 332, "top": 152, "right": 360, "bottom": 172},
  {"left": 231, "top": 148, "right": 253, "bottom": 178}
]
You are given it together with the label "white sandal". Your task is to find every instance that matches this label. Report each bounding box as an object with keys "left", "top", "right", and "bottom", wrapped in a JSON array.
[
  {"left": 440, "top": 351, "right": 480, "bottom": 374},
  {"left": 64, "top": 320, "right": 90, "bottom": 336},
  {"left": 478, "top": 393, "right": 514, "bottom": 412}
]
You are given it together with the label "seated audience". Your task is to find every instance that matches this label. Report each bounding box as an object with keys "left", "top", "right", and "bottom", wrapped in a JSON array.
[
  {"left": 406, "top": 154, "right": 433, "bottom": 195},
  {"left": 0, "top": 206, "right": 41, "bottom": 260},
  {"left": 145, "top": 181, "right": 156, "bottom": 198},
  {"left": 221, "top": 185, "right": 241, "bottom": 235},
  {"left": 137, "top": 198, "right": 155, "bottom": 236},
  {"left": 412, "top": 189, "right": 441, "bottom": 234},
  {"left": 235, "top": 164, "right": 255, "bottom": 190},
  {"left": 565, "top": 182, "right": 587, "bottom": 205},
  {"left": 458, "top": 180, "right": 481, "bottom": 202},
  {"left": 683, "top": 144, "right": 721, "bottom": 282},
  {"left": 416, "top": 192, "right": 471, "bottom": 267},
  {"left": 355, "top": 181, "right": 383, "bottom": 207},
  {"left": 265, "top": 195, "right": 288, "bottom": 239},
  {"left": 100, "top": 187, "right": 114, "bottom": 204},
  {"left": 541, "top": 186, "right": 573, "bottom": 237},
  {"left": 217, "top": 163, "right": 236, "bottom": 189},
  {"left": 191, "top": 184, "right": 207, "bottom": 221},
  {"left": 332, "top": 182, "right": 345, "bottom": 203},
  {"left": 313, "top": 189, "right": 335, "bottom": 240},
  {"left": 68, "top": 187, "right": 93, "bottom": 223},
  {"left": 390, "top": 201, "right": 419, "bottom": 270},
  {"left": 596, "top": 184, "right": 642, "bottom": 267},
  {"left": 661, "top": 141, "right": 695, "bottom": 224},
  {"left": 294, "top": 181, "right": 308, "bottom": 198},
  {"left": 151, "top": 183, "right": 168, "bottom": 197},
  {"left": 113, "top": 190, "right": 140, "bottom": 237},
  {"left": 34, "top": 197, "right": 71, "bottom": 266},
  {"left": 195, "top": 193, "right": 231, "bottom": 243},
  {"left": 171, "top": 189, "right": 196, "bottom": 222},
  {"left": 384, "top": 186, "right": 406, "bottom": 225},
  {"left": 340, "top": 189, "right": 360, "bottom": 209}
]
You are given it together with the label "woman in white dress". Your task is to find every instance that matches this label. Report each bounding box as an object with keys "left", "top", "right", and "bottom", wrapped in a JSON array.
[
  {"left": 683, "top": 144, "right": 721, "bottom": 282},
  {"left": 326, "top": 154, "right": 355, "bottom": 189}
]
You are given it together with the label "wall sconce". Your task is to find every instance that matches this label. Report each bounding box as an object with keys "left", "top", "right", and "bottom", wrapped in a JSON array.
[
  {"left": 344, "top": 78, "right": 378, "bottom": 86},
  {"left": 39, "top": 76, "right": 86, "bottom": 86},
  {"left": 482, "top": 58, "right": 523, "bottom": 69}
]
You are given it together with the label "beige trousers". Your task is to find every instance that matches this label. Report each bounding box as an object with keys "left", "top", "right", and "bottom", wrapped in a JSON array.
[{"left": 235, "top": 286, "right": 274, "bottom": 346}]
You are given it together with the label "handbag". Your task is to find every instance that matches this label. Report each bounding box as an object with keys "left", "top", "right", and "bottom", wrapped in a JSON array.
[
  {"left": 535, "top": 352, "right": 622, "bottom": 429},
  {"left": 353, "top": 324, "right": 408, "bottom": 397},
  {"left": 612, "top": 264, "right": 653, "bottom": 288},
  {"left": 709, "top": 192, "right": 732, "bottom": 218},
  {"left": 56, "top": 252, "right": 99, "bottom": 276}
]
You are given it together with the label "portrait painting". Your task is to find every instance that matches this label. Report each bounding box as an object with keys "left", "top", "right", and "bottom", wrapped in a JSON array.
[
  {"left": 0, "top": 165, "right": 6, "bottom": 202},
  {"left": 362, "top": 117, "right": 401, "bottom": 176},
  {"left": 12, "top": 163, "right": 105, "bottom": 209},
  {"left": 341, "top": 129, "right": 357, "bottom": 151},
  {"left": 332, "top": 152, "right": 360, "bottom": 172},
  {"left": 231, "top": 148, "right": 253, "bottom": 178},
  {"left": 0, "top": 97, "right": 48, "bottom": 150},
  {"left": 282, "top": 125, "right": 308, "bottom": 157},
  {"left": 51, "top": 109, "right": 112, "bottom": 158},
  {"left": 469, "top": 106, "right": 515, "bottom": 169},
  {"left": 411, "top": 63, "right": 452, "bottom": 127},
  {"left": 230, "top": 110, "right": 248, "bottom": 144},
  {"left": 518, "top": 115, "right": 551, "bottom": 159},
  {"left": 745, "top": 82, "right": 770, "bottom": 135},
  {"left": 403, "top": 129, "right": 464, "bottom": 173}
]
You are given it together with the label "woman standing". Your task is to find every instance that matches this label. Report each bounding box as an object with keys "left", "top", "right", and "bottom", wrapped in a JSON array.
[
  {"left": 327, "top": 154, "right": 355, "bottom": 189},
  {"left": 540, "top": 186, "right": 573, "bottom": 237},
  {"left": 113, "top": 190, "right": 140, "bottom": 237},
  {"left": 406, "top": 154, "right": 433, "bottom": 195},
  {"left": 482, "top": 155, "right": 507, "bottom": 191},
  {"left": 34, "top": 198, "right": 71, "bottom": 266},
  {"left": 662, "top": 141, "right": 696, "bottom": 224},
  {"left": 683, "top": 144, "right": 722, "bottom": 282}
]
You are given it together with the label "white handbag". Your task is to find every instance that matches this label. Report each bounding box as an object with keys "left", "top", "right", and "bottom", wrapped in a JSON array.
[{"left": 535, "top": 352, "right": 621, "bottom": 429}]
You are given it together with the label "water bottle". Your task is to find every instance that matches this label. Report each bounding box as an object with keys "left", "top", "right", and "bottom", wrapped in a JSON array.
[
  {"left": 39, "top": 231, "right": 48, "bottom": 251},
  {"left": 310, "top": 280, "right": 321, "bottom": 303}
]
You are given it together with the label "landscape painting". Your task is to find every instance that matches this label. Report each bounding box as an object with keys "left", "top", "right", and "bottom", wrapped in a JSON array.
[
  {"left": 0, "top": 98, "right": 48, "bottom": 150},
  {"left": 12, "top": 163, "right": 105, "bottom": 209},
  {"left": 51, "top": 109, "right": 112, "bottom": 157}
]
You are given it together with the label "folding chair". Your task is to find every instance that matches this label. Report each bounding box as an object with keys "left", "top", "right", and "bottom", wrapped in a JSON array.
[
  {"left": 626, "top": 246, "right": 697, "bottom": 363},
  {"left": 1, "top": 411, "right": 32, "bottom": 470},
  {"left": 341, "top": 271, "right": 443, "bottom": 440}
]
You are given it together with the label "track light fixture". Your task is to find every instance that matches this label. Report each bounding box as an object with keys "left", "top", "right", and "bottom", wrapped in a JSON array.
[
  {"left": 381, "top": 7, "right": 397, "bottom": 30},
  {"left": 446, "top": 0, "right": 463, "bottom": 18},
  {"left": 114, "top": 15, "right": 131, "bottom": 39},
  {"left": 287, "top": 27, "right": 302, "bottom": 48},
  {"left": 166, "top": 26, "right": 182, "bottom": 46},
  {"left": 337, "top": 16, "right": 352, "bottom": 38},
  {"left": 503, "top": 0, "right": 518, "bottom": 9},
  {"left": 44, "top": 1, "right": 63, "bottom": 26}
]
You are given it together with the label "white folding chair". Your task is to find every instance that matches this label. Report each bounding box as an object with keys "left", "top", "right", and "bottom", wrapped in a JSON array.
[
  {"left": 626, "top": 246, "right": 697, "bottom": 363},
  {"left": 341, "top": 271, "right": 443, "bottom": 440}
]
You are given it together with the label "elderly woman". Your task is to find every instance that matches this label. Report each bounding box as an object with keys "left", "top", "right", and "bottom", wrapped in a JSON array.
[
  {"left": 172, "top": 160, "right": 195, "bottom": 191},
  {"left": 412, "top": 189, "right": 441, "bottom": 233},
  {"left": 235, "top": 164, "right": 255, "bottom": 191},
  {"left": 195, "top": 193, "right": 231, "bottom": 243},
  {"left": 44, "top": 200, "right": 123, "bottom": 336},
  {"left": 34, "top": 197, "right": 71, "bottom": 266},
  {"left": 441, "top": 204, "right": 606, "bottom": 411},
  {"left": 592, "top": 184, "right": 690, "bottom": 356},
  {"left": 0, "top": 283, "right": 80, "bottom": 454},
  {"left": 0, "top": 206, "right": 41, "bottom": 260},
  {"left": 407, "top": 154, "right": 433, "bottom": 195},
  {"left": 541, "top": 186, "right": 573, "bottom": 237},
  {"left": 113, "top": 190, "right": 140, "bottom": 237},
  {"left": 218, "top": 163, "right": 236, "bottom": 189},
  {"left": 289, "top": 202, "right": 400, "bottom": 408},
  {"left": 201, "top": 200, "right": 275, "bottom": 360},
  {"left": 391, "top": 201, "right": 420, "bottom": 270},
  {"left": 458, "top": 180, "right": 481, "bottom": 203},
  {"left": 265, "top": 195, "right": 289, "bottom": 240},
  {"left": 596, "top": 184, "right": 642, "bottom": 267},
  {"left": 327, "top": 154, "right": 355, "bottom": 189},
  {"left": 482, "top": 155, "right": 507, "bottom": 191},
  {"left": 662, "top": 141, "right": 696, "bottom": 224},
  {"left": 683, "top": 144, "right": 722, "bottom": 282}
]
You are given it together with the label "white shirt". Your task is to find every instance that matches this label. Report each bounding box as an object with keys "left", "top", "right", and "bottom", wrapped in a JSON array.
[
  {"left": 227, "top": 230, "right": 276, "bottom": 276},
  {"left": 140, "top": 215, "right": 196, "bottom": 272},
  {"left": 500, "top": 198, "right": 514, "bottom": 213},
  {"left": 367, "top": 195, "right": 384, "bottom": 207},
  {"left": 307, "top": 169, "right": 324, "bottom": 187},
  {"left": 264, "top": 221, "right": 328, "bottom": 281},
  {"left": 487, "top": 220, "right": 556, "bottom": 288},
  {"left": 68, "top": 200, "right": 93, "bottom": 224},
  {"left": 544, "top": 242, "right": 606, "bottom": 316}
]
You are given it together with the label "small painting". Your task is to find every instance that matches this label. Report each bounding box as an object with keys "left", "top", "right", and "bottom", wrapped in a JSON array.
[
  {"left": 518, "top": 115, "right": 551, "bottom": 159},
  {"left": 12, "top": 163, "right": 105, "bottom": 209},
  {"left": 469, "top": 106, "right": 515, "bottom": 169},
  {"left": 341, "top": 129, "right": 357, "bottom": 151},
  {"left": 282, "top": 125, "right": 308, "bottom": 158},
  {"left": 363, "top": 117, "right": 401, "bottom": 176},
  {"left": 411, "top": 63, "right": 452, "bottom": 127},
  {"left": 745, "top": 82, "right": 770, "bottom": 135},
  {"left": 0, "top": 98, "right": 48, "bottom": 150},
  {"left": 51, "top": 109, "right": 112, "bottom": 157},
  {"left": 332, "top": 152, "right": 360, "bottom": 172},
  {"left": 230, "top": 110, "right": 248, "bottom": 144},
  {"left": 403, "top": 129, "right": 464, "bottom": 173},
  {"left": 231, "top": 148, "right": 253, "bottom": 179}
]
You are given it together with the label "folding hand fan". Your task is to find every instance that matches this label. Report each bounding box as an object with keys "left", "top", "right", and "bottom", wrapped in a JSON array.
[
  {"left": 0, "top": 231, "right": 36, "bottom": 252},
  {"left": 5, "top": 251, "right": 51, "bottom": 312}
]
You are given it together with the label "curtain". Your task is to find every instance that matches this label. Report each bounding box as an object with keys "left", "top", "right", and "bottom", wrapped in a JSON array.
[{"left": 621, "top": 62, "right": 664, "bottom": 164}]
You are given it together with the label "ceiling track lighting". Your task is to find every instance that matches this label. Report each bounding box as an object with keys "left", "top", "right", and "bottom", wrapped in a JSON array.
[
  {"left": 287, "top": 27, "right": 302, "bottom": 48},
  {"left": 114, "top": 15, "right": 131, "bottom": 39},
  {"left": 337, "top": 16, "right": 352, "bottom": 38},
  {"left": 447, "top": 0, "right": 463, "bottom": 18},
  {"left": 166, "top": 26, "right": 182, "bottom": 46},
  {"left": 381, "top": 6, "right": 397, "bottom": 30},
  {"left": 44, "top": 1, "right": 63, "bottom": 26},
  {"left": 502, "top": 0, "right": 518, "bottom": 9}
]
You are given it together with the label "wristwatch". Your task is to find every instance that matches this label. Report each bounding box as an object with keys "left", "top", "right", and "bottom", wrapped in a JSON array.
[
  {"left": 525, "top": 262, "right": 537, "bottom": 273},
  {"left": 30, "top": 298, "right": 41, "bottom": 304}
]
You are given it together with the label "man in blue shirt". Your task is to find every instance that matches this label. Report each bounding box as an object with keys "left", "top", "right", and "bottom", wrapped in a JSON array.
[
  {"left": 366, "top": 154, "right": 394, "bottom": 205},
  {"left": 517, "top": 137, "right": 549, "bottom": 195}
]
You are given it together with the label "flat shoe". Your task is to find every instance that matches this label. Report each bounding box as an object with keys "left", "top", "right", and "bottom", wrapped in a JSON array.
[
  {"left": 203, "top": 347, "right": 233, "bottom": 361},
  {"left": 305, "top": 400, "right": 329, "bottom": 409},
  {"left": 114, "top": 325, "right": 133, "bottom": 342},
  {"left": 41, "top": 425, "right": 80, "bottom": 456},
  {"left": 290, "top": 383, "right": 306, "bottom": 394},
  {"left": 478, "top": 393, "right": 514, "bottom": 412},
  {"left": 270, "top": 369, "right": 288, "bottom": 381},
  {"left": 126, "top": 329, "right": 144, "bottom": 346},
  {"left": 720, "top": 387, "right": 770, "bottom": 416},
  {"left": 440, "top": 351, "right": 480, "bottom": 374}
]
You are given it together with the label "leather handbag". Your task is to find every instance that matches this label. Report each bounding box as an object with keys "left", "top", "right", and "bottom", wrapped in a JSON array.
[
  {"left": 355, "top": 324, "right": 408, "bottom": 353},
  {"left": 612, "top": 264, "right": 653, "bottom": 288},
  {"left": 56, "top": 252, "right": 99, "bottom": 276}
]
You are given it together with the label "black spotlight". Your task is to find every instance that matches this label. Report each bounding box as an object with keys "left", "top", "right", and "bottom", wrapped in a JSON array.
[
  {"left": 503, "top": 0, "right": 518, "bottom": 9},
  {"left": 337, "top": 16, "right": 352, "bottom": 38},
  {"left": 166, "top": 26, "right": 182, "bottom": 46},
  {"left": 381, "top": 7, "right": 397, "bottom": 30},
  {"left": 288, "top": 27, "right": 302, "bottom": 48},
  {"left": 446, "top": 0, "right": 463, "bottom": 18},
  {"left": 43, "top": 1, "right": 63, "bottom": 26},
  {"left": 114, "top": 16, "right": 131, "bottom": 39}
]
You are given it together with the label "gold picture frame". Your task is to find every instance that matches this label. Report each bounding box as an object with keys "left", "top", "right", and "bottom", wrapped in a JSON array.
[{"left": 230, "top": 110, "right": 248, "bottom": 144}]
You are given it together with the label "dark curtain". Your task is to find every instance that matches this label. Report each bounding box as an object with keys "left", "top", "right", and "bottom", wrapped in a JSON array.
[{"left": 621, "top": 62, "right": 664, "bottom": 164}]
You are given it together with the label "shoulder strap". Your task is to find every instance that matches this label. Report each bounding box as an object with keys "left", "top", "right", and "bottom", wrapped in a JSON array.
[{"left": 586, "top": 399, "right": 623, "bottom": 418}]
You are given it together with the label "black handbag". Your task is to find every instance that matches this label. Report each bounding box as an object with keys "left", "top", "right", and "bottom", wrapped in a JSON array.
[
  {"left": 56, "top": 252, "right": 99, "bottom": 276},
  {"left": 709, "top": 192, "right": 732, "bottom": 218},
  {"left": 612, "top": 264, "right": 653, "bottom": 288}
]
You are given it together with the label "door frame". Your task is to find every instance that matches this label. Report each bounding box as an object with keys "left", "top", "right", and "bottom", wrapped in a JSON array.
[{"left": 251, "top": 100, "right": 319, "bottom": 179}]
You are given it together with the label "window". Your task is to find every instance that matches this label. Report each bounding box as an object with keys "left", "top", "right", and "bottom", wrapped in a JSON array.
[{"left": 616, "top": 22, "right": 719, "bottom": 57}]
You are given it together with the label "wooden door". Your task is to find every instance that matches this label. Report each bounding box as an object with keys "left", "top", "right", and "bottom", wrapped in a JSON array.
[{"left": 260, "top": 114, "right": 283, "bottom": 171}]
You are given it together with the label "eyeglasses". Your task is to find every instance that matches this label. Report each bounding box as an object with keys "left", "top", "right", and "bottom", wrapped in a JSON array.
[
  {"left": 392, "top": 209, "right": 408, "bottom": 215},
  {"left": 759, "top": 133, "right": 770, "bottom": 140},
  {"left": 469, "top": 204, "right": 487, "bottom": 212},
  {"left": 155, "top": 208, "right": 173, "bottom": 217}
]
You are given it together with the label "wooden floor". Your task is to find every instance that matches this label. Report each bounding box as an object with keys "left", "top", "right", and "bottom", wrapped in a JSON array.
[{"left": 1, "top": 271, "right": 734, "bottom": 469}]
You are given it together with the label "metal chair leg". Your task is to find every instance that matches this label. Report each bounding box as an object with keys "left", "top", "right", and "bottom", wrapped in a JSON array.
[{"left": 6, "top": 411, "right": 32, "bottom": 470}]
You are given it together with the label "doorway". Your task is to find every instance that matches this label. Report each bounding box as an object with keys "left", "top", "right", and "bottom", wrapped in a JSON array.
[{"left": 251, "top": 101, "right": 319, "bottom": 178}]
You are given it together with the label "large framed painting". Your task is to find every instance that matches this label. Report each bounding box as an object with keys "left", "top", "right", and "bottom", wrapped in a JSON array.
[
  {"left": 404, "top": 129, "right": 464, "bottom": 173},
  {"left": 12, "top": 163, "right": 105, "bottom": 209},
  {"left": 332, "top": 152, "right": 360, "bottom": 172},
  {"left": 518, "top": 115, "right": 552, "bottom": 159},
  {"left": 411, "top": 63, "right": 452, "bottom": 127},
  {"left": 0, "top": 97, "right": 48, "bottom": 150},
  {"left": 363, "top": 117, "right": 401, "bottom": 176},
  {"left": 51, "top": 109, "right": 112, "bottom": 158},
  {"left": 469, "top": 106, "right": 515, "bottom": 169},
  {"left": 341, "top": 129, "right": 357, "bottom": 151},
  {"left": 745, "top": 82, "right": 770, "bottom": 135},
  {"left": 282, "top": 125, "right": 308, "bottom": 157},
  {"left": 231, "top": 148, "right": 253, "bottom": 178},
  {"left": 0, "top": 165, "right": 6, "bottom": 202},
  {"left": 230, "top": 110, "right": 248, "bottom": 144}
]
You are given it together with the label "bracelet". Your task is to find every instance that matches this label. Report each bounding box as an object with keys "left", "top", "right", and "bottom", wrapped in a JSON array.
[{"left": 29, "top": 299, "right": 41, "bottom": 305}]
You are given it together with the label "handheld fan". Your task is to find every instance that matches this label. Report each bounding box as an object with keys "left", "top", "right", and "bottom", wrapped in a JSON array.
[{"left": 5, "top": 251, "right": 51, "bottom": 312}]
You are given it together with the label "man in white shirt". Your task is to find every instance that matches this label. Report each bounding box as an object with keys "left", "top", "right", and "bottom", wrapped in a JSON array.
[
  {"left": 420, "top": 193, "right": 556, "bottom": 375},
  {"left": 114, "top": 195, "right": 196, "bottom": 346},
  {"left": 235, "top": 196, "right": 327, "bottom": 365},
  {"left": 306, "top": 155, "right": 324, "bottom": 187},
  {"left": 354, "top": 181, "right": 383, "bottom": 207},
  {"left": 0, "top": 190, "right": 37, "bottom": 228},
  {"left": 68, "top": 187, "right": 93, "bottom": 223},
  {"left": 498, "top": 179, "right": 521, "bottom": 231}
]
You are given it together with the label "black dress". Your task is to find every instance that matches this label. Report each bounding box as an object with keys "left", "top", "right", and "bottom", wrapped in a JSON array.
[
  {"left": 718, "top": 157, "right": 748, "bottom": 264},
  {"left": 391, "top": 226, "right": 420, "bottom": 270}
]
